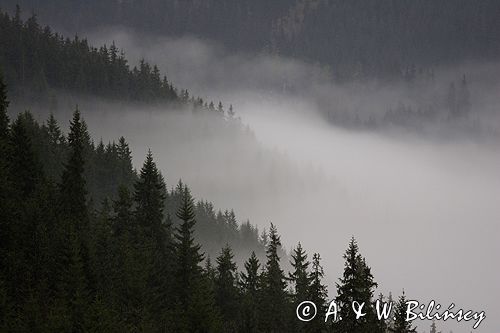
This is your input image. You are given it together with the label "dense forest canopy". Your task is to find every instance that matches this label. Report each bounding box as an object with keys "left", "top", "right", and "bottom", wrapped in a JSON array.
[
  {"left": 0, "top": 2, "right": 497, "bottom": 332},
  {"left": 1, "top": 0, "right": 499, "bottom": 79},
  {"left": 0, "top": 6, "right": 178, "bottom": 102},
  {"left": 0, "top": 75, "right": 431, "bottom": 332},
  {"left": 0, "top": 5, "right": 237, "bottom": 118}
]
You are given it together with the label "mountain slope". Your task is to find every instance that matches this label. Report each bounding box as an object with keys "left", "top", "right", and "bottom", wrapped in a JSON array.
[{"left": 2, "top": 1, "right": 499, "bottom": 79}]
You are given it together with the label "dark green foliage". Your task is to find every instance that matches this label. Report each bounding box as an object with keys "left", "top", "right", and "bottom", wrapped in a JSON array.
[
  {"left": 9, "top": 115, "right": 43, "bottom": 196},
  {"left": 239, "top": 251, "right": 261, "bottom": 333},
  {"left": 59, "top": 108, "right": 88, "bottom": 224},
  {"left": 0, "top": 8, "right": 178, "bottom": 102},
  {"left": 172, "top": 184, "right": 222, "bottom": 332},
  {"left": 0, "top": 78, "right": 399, "bottom": 332},
  {"left": 0, "top": 7, "right": 240, "bottom": 120},
  {"left": 215, "top": 245, "right": 240, "bottom": 331},
  {"left": 3, "top": 1, "right": 499, "bottom": 80},
  {"left": 173, "top": 184, "right": 204, "bottom": 302},
  {"left": 134, "top": 150, "right": 166, "bottom": 242},
  {"left": 393, "top": 292, "right": 416, "bottom": 333},
  {"left": 259, "top": 223, "right": 290, "bottom": 332},
  {"left": 289, "top": 242, "right": 310, "bottom": 303},
  {"left": 334, "top": 237, "right": 383, "bottom": 333},
  {"left": 307, "top": 253, "right": 329, "bottom": 333}
]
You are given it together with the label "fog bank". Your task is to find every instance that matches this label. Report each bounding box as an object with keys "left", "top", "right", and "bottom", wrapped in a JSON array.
[{"left": 42, "top": 30, "right": 500, "bottom": 332}]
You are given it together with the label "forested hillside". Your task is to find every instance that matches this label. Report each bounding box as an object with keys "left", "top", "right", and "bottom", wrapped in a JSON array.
[
  {"left": 2, "top": 1, "right": 499, "bottom": 79},
  {"left": 0, "top": 84, "right": 271, "bottom": 266},
  {"left": 1, "top": 75, "right": 426, "bottom": 332},
  {"left": 0, "top": 6, "right": 179, "bottom": 103},
  {"left": 0, "top": 1, "right": 496, "bottom": 332},
  {"left": 271, "top": 0, "right": 500, "bottom": 78}
]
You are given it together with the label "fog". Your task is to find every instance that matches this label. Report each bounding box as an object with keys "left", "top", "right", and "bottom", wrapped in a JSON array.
[{"left": 25, "top": 29, "right": 500, "bottom": 332}]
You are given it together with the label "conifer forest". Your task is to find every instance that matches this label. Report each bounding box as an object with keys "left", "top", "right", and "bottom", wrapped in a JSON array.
[{"left": 0, "top": 2, "right": 499, "bottom": 333}]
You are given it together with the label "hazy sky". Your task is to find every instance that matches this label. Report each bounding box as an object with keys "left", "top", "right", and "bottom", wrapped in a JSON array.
[{"left": 46, "top": 29, "right": 500, "bottom": 333}]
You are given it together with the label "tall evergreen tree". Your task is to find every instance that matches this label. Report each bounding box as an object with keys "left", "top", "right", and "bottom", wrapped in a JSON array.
[
  {"left": 215, "top": 245, "right": 240, "bottom": 331},
  {"left": 9, "top": 116, "right": 43, "bottom": 196},
  {"left": 173, "top": 184, "right": 204, "bottom": 307},
  {"left": 53, "top": 108, "right": 94, "bottom": 332},
  {"left": 393, "top": 292, "right": 416, "bottom": 333},
  {"left": 133, "top": 151, "right": 172, "bottom": 329},
  {"left": 116, "top": 136, "right": 135, "bottom": 187},
  {"left": 239, "top": 251, "right": 261, "bottom": 333},
  {"left": 43, "top": 113, "right": 66, "bottom": 180},
  {"left": 259, "top": 223, "right": 289, "bottom": 332},
  {"left": 376, "top": 293, "right": 388, "bottom": 333},
  {"left": 289, "top": 242, "right": 310, "bottom": 303},
  {"left": 334, "top": 237, "right": 381, "bottom": 333},
  {"left": 307, "top": 253, "right": 329, "bottom": 333},
  {"left": 59, "top": 108, "right": 88, "bottom": 227},
  {"left": 133, "top": 149, "right": 166, "bottom": 245},
  {"left": 46, "top": 114, "right": 65, "bottom": 146},
  {"left": 173, "top": 184, "right": 221, "bottom": 332}
]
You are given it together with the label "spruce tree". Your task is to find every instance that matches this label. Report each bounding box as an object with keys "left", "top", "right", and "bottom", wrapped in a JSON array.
[
  {"left": 46, "top": 113, "right": 65, "bottom": 146},
  {"left": 0, "top": 107, "right": 48, "bottom": 331},
  {"left": 133, "top": 149, "right": 166, "bottom": 245},
  {"left": 173, "top": 184, "right": 222, "bottom": 331},
  {"left": 240, "top": 252, "right": 261, "bottom": 296},
  {"left": 239, "top": 251, "right": 261, "bottom": 333},
  {"left": 259, "top": 223, "right": 289, "bottom": 332},
  {"left": 43, "top": 113, "right": 66, "bottom": 180},
  {"left": 393, "top": 292, "right": 416, "bottom": 333},
  {"left": 215, "top": 245, "right": 240, "bottom": 331},
  {"left": 59, "top": 108, "right": 88, "bottom": 227},
  {"left": 173, "top": 184, "right": 204, "bottom": 306},
  {"left": 116, "top": 136, "right": 135, "bottom": 187},
  {"left": 386, "top": 292, "right": 395, "bottom": 330},
  {"left": 50, "top": 109, "right": 93, "bottom": 331},
  {"left": 176, "top": 184, "right": 223, "bottom": 331},
  {"left": 133, "top": 150, "right": 172, "bottom": 329},
  {"left": 289, "top": 242, "right": 310, "bottom": 304},
  {"left": 307, "top": 253, "right": 329, "bottom": 333},
  {"left": 9, "top": 116, "right": 43, "bottom": 196},
  {"left": 334, "top": 237, "right": 381, "bottom": 333},
  {"left": 8, "top": 116, "right": 44, "bottom": 288},
  {"left": 376, "top": 293, "right": 388, "bottom": 333}
]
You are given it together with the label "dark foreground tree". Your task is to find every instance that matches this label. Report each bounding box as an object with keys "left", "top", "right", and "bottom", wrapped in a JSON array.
[
  {"left": 259, "top": 223, "right": 290, "bottom": 332},
  {"left": 307, "top": 253, "right": 329, "bottom": 333},
  {"left": 334, "top": 237, "right": 382, "bottom": 333},
  {"left": 215, "top": 245, "right": 240, "bottom": 331},
  {"left": 239, "top": 251, "right": 261, "bottom": 332},
  {"left": 173, "top": 184, "right": 221, "bottom": 332},
  {"left": 393, "top": 292, "right": 416, "bottom": 333}
]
